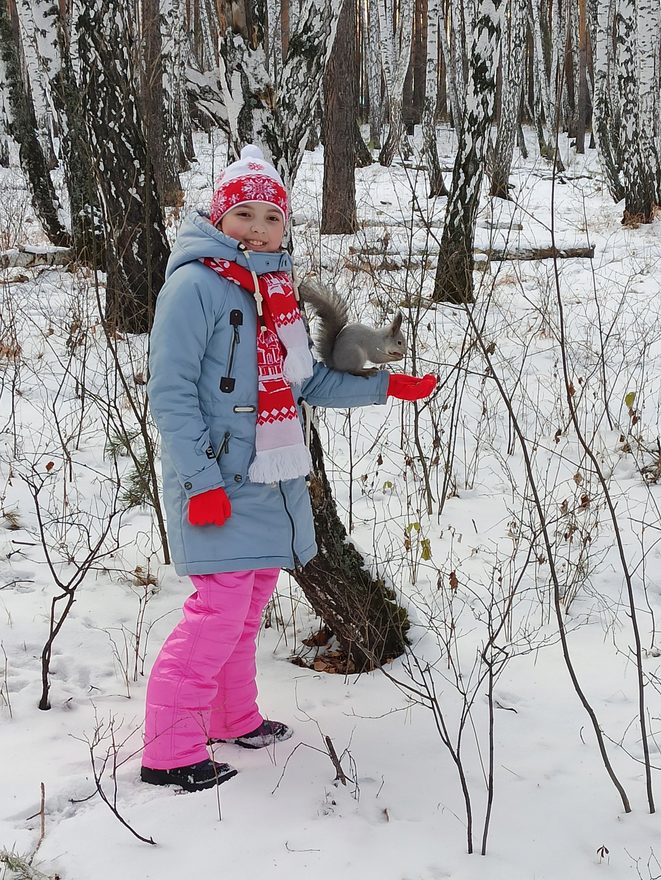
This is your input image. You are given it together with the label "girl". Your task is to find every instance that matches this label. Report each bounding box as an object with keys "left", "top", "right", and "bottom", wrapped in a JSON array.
[{"left": 141, "top": 146, "right": 436, "bottom": 792}]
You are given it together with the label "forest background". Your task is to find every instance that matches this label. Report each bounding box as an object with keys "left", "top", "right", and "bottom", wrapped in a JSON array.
[{"left": 1, "top": 1, "right": 661, "bottom": 878}]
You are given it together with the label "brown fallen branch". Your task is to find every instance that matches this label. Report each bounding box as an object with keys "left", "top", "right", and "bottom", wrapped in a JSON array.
[{"left": 0, "top": 246, "right": 74, "bottom": 270}]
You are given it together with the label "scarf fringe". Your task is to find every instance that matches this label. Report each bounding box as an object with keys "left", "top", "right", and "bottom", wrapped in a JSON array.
[
  {"left": 283, "top": 347, "right": 314, "bottom": 384},
  {"left": 248, "top": 446, "right": 312, "bottom": 484}
]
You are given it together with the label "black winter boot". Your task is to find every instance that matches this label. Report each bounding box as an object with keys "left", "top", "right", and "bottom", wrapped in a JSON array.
[
  {"left": 209, "top": 720, "right": 293, "bottom": 749},
  {"left": 140, "top": 758, "right": 237, "bottom": 792}
]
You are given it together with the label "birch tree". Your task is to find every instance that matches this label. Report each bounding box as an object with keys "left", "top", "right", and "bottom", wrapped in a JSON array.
[
  {"left": 489, "top": 0, "right": 526, "bottom": 198},
  {"left": 216, "top": 0, "right": 342, "bottom": 194},
  {"left": 0, "top": 0, "right": 70, "bottom": 246},
  {"left": 421, "top": 0, "right": 448, "bottom": 196},
  {"left": 588, "top": 0, "right": 625, "bottom": 200},
  {"left": 378, "top": 0, "right": 415, "bottom": 165},
  {"left": 614, "top": 0, "right": 657, "bottom": 222},
  {"left": 528, "top": 0, "right": 564, "bottom": 168},
  {"left": 433, "top": 0, "right": 504, "bottom": 303},
  {"left": 365, "top": 0, "right": 383, "bottom": 148},
  {"left": 162, "top": 0, "right": 195, "bottom": 168},
  {"left": 78, "top": 0, "right": 170, "bottom": 333}
]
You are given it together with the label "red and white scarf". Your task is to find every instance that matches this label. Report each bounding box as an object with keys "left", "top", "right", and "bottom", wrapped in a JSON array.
[{"left": 201, "top": 256, "right": 314, "bottom": 484}]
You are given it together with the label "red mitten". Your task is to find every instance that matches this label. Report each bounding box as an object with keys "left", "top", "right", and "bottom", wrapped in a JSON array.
[
  {"left": 387, "top": 372, "right": 437, "bottom": 401},
  {"left": 188, "top": 487, "right": 232, "bottom": 526}
]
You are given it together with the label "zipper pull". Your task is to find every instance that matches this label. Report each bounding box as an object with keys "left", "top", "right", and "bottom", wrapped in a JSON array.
[{"left": 216, "top": 431, "right": 230, "bottom": 459}]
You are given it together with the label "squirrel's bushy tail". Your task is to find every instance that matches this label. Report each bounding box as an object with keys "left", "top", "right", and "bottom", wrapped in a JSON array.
[{"left": 298, "top": 280, "right": 348, "bottom": 367}]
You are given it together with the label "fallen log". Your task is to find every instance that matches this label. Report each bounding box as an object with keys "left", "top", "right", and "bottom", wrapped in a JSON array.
[
  {"left": 344, "top": 244, "right": 595, "bottom": 273},
  {"left": 0, "top": 246, "right": 74, "bottom": 270}
]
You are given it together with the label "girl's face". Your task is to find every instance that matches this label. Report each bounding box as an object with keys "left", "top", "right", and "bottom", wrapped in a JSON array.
[{"left": 219, "top": 202, "right": 285, "bottom": 252}]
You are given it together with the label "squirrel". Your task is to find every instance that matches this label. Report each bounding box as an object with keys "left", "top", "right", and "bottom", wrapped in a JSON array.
[{"left": 298, "top": 279, "right": 407, "bottom": 376}]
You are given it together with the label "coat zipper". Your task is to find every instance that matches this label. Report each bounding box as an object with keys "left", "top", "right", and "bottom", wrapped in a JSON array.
[
  {"left": 216, "top": 431, "right": 230, "bottom": 460},
  {"left": 227, "top": 324, "right": 240, "bottom": 375},
  {"left": 278, "top": 483, "right": 299, "bottom": 567}
]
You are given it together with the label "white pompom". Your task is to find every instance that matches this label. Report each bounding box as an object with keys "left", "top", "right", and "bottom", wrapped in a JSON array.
[{"left": 241, "top": 144, "right": 263, "bottom": 161}]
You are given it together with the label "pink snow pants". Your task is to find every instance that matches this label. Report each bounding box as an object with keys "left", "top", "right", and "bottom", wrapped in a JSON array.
[{"left": 143, "top": 568, "right": 279, "bottom": 769}]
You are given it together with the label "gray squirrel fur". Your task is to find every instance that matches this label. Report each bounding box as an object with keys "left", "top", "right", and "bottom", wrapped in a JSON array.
[{"left": 298, "top": 279, "right": 406, "bottom": 376}]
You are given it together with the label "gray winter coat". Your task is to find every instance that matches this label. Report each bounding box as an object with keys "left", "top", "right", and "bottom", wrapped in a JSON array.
[{"left": 148, "top": 211, "right": 389, "bottom": 576}]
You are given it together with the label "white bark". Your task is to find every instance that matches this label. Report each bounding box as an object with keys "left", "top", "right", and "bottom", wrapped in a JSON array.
[
  {"left": 14, "top": 0, "right": 57, "bottom": 163},
  {"left": 450, "top": 0, "right": 466, "bottom": 119},
  {"left": 377, "top": 0, "right": 414, "bottom": 165},
  {"left": 421, "top": 0, "right": 447, "bottom": 195},
  {"left": 589, "top": 0, "right": 624, "bottom": 198},
  {"left": 218, "top": 0, "right": 343, "bottom": 193},
  {"left": 266, "top": 0, "right": 283, "bottom": 80},
  {"left": 162, "top": 0, "right": 194, "bottom": 166},
  {"left": 614, "top": 0, "right": 657, "bottom": 219},
  {"left": 435, "top": 0, "right": 504, "bottom": 302},
  {"left": 489, "top": 0, "right": 526, "bottom": 197},
  {"left": 365, "top": 0, "right": 383, "bottom": 146}
]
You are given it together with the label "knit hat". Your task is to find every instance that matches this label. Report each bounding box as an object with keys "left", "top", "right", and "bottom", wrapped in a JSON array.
[{"left": 210, "top": 144, "right": 289, "bottom": 226}]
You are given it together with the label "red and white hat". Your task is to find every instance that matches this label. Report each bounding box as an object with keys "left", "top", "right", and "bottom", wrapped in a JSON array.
[{"left": 210, "top": 144, "right": 289, "bottom": 226}]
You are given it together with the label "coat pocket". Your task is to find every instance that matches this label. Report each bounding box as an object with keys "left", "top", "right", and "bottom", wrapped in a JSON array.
[{"left": 210, "top": 431, "right": 253, "bottom": 497}]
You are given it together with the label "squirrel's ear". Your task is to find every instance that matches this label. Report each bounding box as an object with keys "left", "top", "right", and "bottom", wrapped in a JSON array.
[{"left": 391, "top": 311, "right": 403, "bottom": 334}]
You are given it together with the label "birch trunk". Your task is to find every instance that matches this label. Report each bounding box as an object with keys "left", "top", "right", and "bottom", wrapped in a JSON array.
[
  {"left": 51, "top": 3, "right": 105, "bottom": 265},
  {"left": 365, "top": 0, "right": 383, "bottom": 148},
  {"left": 78, "top": 0, "right": 170, "bottom": 333},
  {"left": 378, "top": 0, "right": 415, "bottom": 165},
  {"left": 0, "top": 0, "right": 70, "bottom": 246},
  {"left": 216, "top": 0, "right": 342, "bottom": 195},
  {"left": 636, "top": 0, "right": 660, "bottom": 203},
  {"left": 615, "top": 0, "right": 656, "bottom": 222},
  {"left": 574, "top": 0, "right": 589, "bottom": 151},
  {"left": 450, "top": 0, "right": 466, "bottom": 123},
  {"left": 14, "top": 0, "right": 57, "bottom": 168},
  {"left": 440, "top": 0, "right": 462, "bottom": 127},
  {"left": 489, "top": 0, "right": 526, "bottom": 198},
  {"left": 433, "top": 0, "right": 504, "bottom": 303},
  {"left": 162, "top": 0, "right": 194, "bottom": 170},
  {"left": 588, "top": 0, "right": 624, "bottom": 199},
  {"left": 529, "top": 0, "right": 564, "bottom": 169},
  {"left": 421, "top": 0, "right": 448, "bottom": 196}
]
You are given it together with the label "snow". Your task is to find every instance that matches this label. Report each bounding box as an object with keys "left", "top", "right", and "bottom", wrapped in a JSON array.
[{"left": 2, "top": 126, "right": 661, "bottom": 879}]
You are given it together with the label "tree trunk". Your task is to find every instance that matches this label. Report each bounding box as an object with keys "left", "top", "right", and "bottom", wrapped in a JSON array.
[
  {"left": 354, "top": 118, "right": 374, "bottom": 167},
  {"left": 0, "top": 0, "right": 70, "bottom": 247},
  {"left": 78, "top": 0, "right": 170, "bottom": 334},
  {"left": 142, "top": 0, "right": 183, "bottom": 206},
  {"left": 433, "top": 0, "right": 504, "bottom": 304},
  {"left": 421, "top": 0, "right": 448, "bottom": 196},
  {"left": 217, "top": 0, "right": 343, "bottom": 195},
  {"left": 574, "top": 0, "right": 589, "bottom": 152},
  {"left": 292, "top": 425, "right": 410, "bottom": 671},
  {"left": 365, "top": 0, "right": 382, "bottom": 148},
  {"left": 588, "top": 0, "right": 624, "bottom": 200},
  {"left": 162, "top": 0, "right": 195, "bottom": 171},
  {"left": 51, "top": 5, "right": 105, "bottom": 267},
  {"left": 321, "top": 0, "right": 358, "bottom": 233},
  {"left": 615, "top": 0, "right": 656, "bottom": 223},
  {"left": 378, "top": 0, "right": 415, "bottom": 166},
  {"left": 489, "top": 0, "right": 526, "bottom": 198}
]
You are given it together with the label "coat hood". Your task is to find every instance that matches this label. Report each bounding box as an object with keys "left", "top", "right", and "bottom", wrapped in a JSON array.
[{"left": 166, "top": 210, "right": 293, "bottom": 280}]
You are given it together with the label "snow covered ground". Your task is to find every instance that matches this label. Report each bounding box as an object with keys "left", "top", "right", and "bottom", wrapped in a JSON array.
[{"left": 2, "top": 128, "right": 661, "bottom": 879}]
